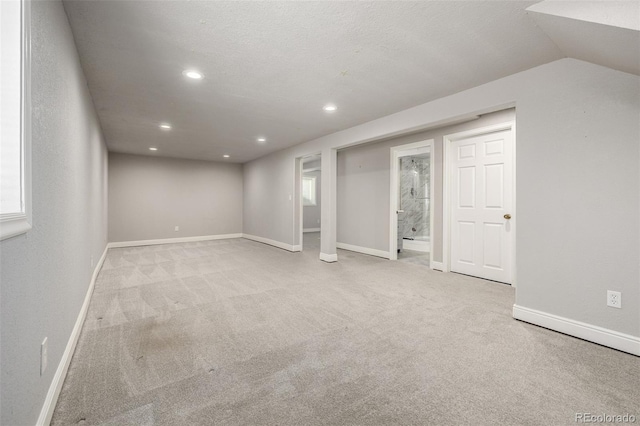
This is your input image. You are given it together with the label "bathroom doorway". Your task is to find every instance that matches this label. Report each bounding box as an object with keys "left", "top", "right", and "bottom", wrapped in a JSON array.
[{"left": 389, "top": 140, "right": 434, "bottom": 267}]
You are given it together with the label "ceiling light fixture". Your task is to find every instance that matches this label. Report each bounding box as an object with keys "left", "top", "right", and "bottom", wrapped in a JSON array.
[
  {"left": 257, "top": 137, "right": 266, "bottom": 143},
  {"left": 159, "top": 123, "right": 172, "bottom": 130},
  {"left": 149, "top": 147, "right": 158, "bottom": 151},
  {"left": 223, "top": 154, "right": 230, "bottom": 158},
  {"left": 323, "top": 104, "right": 337, "bottom": 112},
  {"left": 182, "top": 69, "right": 203, "bottom": 80}
]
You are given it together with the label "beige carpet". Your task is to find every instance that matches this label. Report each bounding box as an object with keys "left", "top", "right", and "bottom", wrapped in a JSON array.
[{"left": 51, "top": 235, "right": 639, "bottom": 425}]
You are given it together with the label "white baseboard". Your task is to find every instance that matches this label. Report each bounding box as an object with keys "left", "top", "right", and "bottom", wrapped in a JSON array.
[
  {"left": 37, "top": 245, "right": 109, "bottom": 426},
  {"left": 513, "top": 304, "right": 640, "bottom": 356},
  {"left": 303, "top": 228, "right": 320, "bottom": 233},
  {"left": 292, "top": 245, "right": 302, "bottom": 252},
  {"left": 401, "top": 239, "right": 430, "bottom": 252},
  {"left": 108, "top": 233, "right": 243, "bottom": 248},
  {"left": 337, "top": 242, "right": 391, "bottom": 260},
  {"left": 319, "top": 252, "right": 338, "bottom": 262},
  {"left": 431, "top": 261, "right": 444, "bottom": 271},
  {"left": 242, "top": 234, "right": 299, "bottom": 252}
]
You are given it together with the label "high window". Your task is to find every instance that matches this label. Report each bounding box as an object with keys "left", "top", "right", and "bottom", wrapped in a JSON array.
[
  {"left": 302, "top": 176, "right": 317, "bottom": 206},
  {"left": 0, "top": 0, "right": 31, "bottom": 240}
]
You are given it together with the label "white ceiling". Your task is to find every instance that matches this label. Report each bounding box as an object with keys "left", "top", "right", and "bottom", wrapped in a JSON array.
[
  {"left": 527, "top": 1, "right": 640, "bottom": 77},
  {"left": 63, "top": 1, "right": 566, "bottom": 163}
]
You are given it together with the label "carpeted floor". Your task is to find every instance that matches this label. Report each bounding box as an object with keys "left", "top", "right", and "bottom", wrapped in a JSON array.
[{"left": 51, "top": 234, "right": 639, "bottom": 425}]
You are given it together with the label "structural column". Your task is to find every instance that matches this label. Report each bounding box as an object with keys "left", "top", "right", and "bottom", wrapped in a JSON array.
[{"left": 320, "top": 148, "right": 337, "bottom": 262}]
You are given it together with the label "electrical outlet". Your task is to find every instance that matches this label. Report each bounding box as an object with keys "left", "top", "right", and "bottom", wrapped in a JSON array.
[
  {"left": 41, "top": 338, "right": 48, "bottom": 376},
  {"left": 607, "top": 290, "right": 621, "bottom": 309},
  {"left": 174, "top": 226, "right": 179, "bottom": 232}
]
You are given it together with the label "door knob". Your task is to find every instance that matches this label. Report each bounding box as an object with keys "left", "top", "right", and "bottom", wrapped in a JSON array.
[
  {"left": 504, "top": 214, "right": 512, "bottom": 220},
  {"left": 397, "top": 210, "right": 405, "bottom": 214}
]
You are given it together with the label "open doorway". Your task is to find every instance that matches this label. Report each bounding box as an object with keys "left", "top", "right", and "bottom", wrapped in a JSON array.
[
  {"left": 300, "top": 154, "right": 321, "bottom": 254},
  {"left": 389, "top": 140, "right": 434, "bottom": 267}
]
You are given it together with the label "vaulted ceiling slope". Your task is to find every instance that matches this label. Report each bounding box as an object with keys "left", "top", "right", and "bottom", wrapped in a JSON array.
[
  {"left": 63, "top": 1, "right": 570, "bottom": 162},
  {"left": 527, "top": 1, "right": 640, "bottom": 77}
]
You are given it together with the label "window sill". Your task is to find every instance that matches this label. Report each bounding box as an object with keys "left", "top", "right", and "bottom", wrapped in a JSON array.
[{"left": 0, "top": 216, "right": 32, "bottom": 241}]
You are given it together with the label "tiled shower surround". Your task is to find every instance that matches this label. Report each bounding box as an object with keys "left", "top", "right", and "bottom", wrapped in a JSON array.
[{"left": 399, "top": 155, "right": 430, "bottom": 240}]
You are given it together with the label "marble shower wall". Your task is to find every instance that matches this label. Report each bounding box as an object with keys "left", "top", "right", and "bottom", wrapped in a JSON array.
[{"left": 399, "top": 155, "right": 430, "bottom": 240}]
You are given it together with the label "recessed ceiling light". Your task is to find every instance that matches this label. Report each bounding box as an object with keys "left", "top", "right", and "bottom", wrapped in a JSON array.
[
  {"left": 149, "top": 147, "right": 158, "bottom": 151},
  {"left": 182, "top": 69, "right": 203, "bottom": 80},
  {"left": 223, "top": 154, "right": 230, "bottom": 158},
  {"left": 159, "top": 123, "right": 172, "bottom": 130},
  {"left": 257, "top": 137, "right": 266, "bottom": 143},
  {"left": 323, "top": 104, "right": 337, "bottom": 112}
]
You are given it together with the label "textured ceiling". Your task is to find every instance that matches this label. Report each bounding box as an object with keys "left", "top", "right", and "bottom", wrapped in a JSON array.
[
  {"left": 527, "top": 1, "right": 640, "bottom": 76},
  {"left": 63, "top": 1, "right": 564, "bottom": 163}
]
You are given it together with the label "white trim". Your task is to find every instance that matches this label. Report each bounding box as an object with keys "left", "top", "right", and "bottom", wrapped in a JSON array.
[
  {"left": 429, "top": 143, "right": 434, "bottom": 264},
  {"left": 22, "top": 0, "right": 32, "bottom": 240},
  {"left": 442, "top": 133, "right": 450, "bottom": 273},
  {"left": 242, "top": 233, "right": 299, "bottom": 252},
  {"left": 294, "top": 156, "right": 303, "bottom": 251},
  {"left": 292, "top": 244, "right": 302, "bottom": 252},
  {"left": 401, "top": 239, "right": 430, "bottom": 252},
  {"left": 431, "top": 261, "right": 444, "bottom": 271},
  {"left": 389, "top": 140, "right": 434, "bottom": 265},
  {"left": 303, "top": 166, "right": 321, "bottom": 173},
  {"left": 108, "top": 233, "right": 242, "bottom": 248},
  {"left": 319, "top": 252, "right": 338, "bottom": 262},
  {"left": 513, "top": 305, "right": 640, "bottom": 356},
  {"left": 443, "top": 121, "right": 516, "bottom": 282},
  {"left": 337, "top": 242, "right": 391, "bottom": 259},
  {"left": 0, "top": 215, "right": 31, "bottom": 240},
  {"left": 36, "top": 245, "right": 108, "bottom": 426},
  {"left": 297, "top": 152, "right": 322, "bottom": 254},
  {"left": 511, "top": 122, "right": 517, "bottom": 287}
]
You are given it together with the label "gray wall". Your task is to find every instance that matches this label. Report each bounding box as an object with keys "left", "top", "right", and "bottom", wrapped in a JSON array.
[
  {"left": 337, "top": 109, "right": 515, "bottom": 260},
  {"left": 243, "top": 58, "right": 639, "bottom": 339},
  {"left": 303, "top": 160, "right": 321, "bottom": 230},
  {"left": 243, "top": 150, "right": 294, "bottom": 240},
  {"left": 108, "top": 153, "right": 243, "bottom": 242},
  {"left": 0, "top": 1, "right": 109, "bottom": 424}
]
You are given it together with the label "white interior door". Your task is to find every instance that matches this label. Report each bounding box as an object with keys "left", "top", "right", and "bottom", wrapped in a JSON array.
[{"left": 450, "top": 128, "right": 514, "bottom": 283}]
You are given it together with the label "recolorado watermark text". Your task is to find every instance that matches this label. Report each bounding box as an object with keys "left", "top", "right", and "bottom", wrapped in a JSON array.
[{"left": 575, "top": 413, "right": 636, "bottom": 423}]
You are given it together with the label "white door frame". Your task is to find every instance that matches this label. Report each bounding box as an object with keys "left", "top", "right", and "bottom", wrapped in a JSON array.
[
  {"left": 442, "top": 121, "right": 516, "bottom": 286},
  {"left": 296, "top": 153, "right": 322, "bottom": 252},
  {"left": 293, "top": 156, "right": 303, "bottom": 252},
  {"left": 389, "top": 139, "right": 435, "bottom": 262}
]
